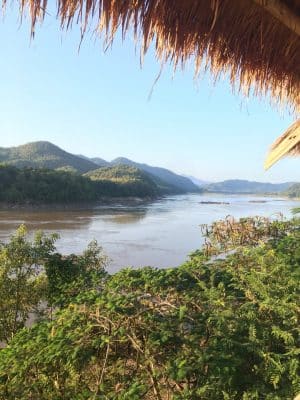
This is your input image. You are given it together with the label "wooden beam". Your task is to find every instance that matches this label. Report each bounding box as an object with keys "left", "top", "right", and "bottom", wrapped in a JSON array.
[{"left": 253, "top": 0, "right": 300, "bottom": 36}]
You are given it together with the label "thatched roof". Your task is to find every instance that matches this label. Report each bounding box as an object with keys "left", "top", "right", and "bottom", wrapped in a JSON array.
[
  {"left": 7, "top": 0, "right": 300, "bottom": 165},
  {"left": 265, "top": 119, "right": 300, "bottom": 169},
  {"left": 9, "top": 0, "right": 300, "bottom": 114}
]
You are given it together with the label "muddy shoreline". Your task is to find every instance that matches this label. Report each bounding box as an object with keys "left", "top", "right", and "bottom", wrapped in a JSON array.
[{"left": 0, "top": 196, "right": 158, "bottom": 211}]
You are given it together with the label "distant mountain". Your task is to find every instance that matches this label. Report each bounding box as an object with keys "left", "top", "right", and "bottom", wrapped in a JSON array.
[
  {"left": 90, "top": 157, "right": 110, "bottom": 167},
  {"left": 78, "top": 154, "right": 109, "bottom": 167},
  {"left": 0, "top": 142, "right": 201, "bottom": 194},
  {"left": 205, "top": 179, "right": 295, "bottom": 194},
  {"left": 0, "top": 142, "right": 98, "bottom": 173},
  {"left": 284, "top": 183, "right": 300, "bottom": 198},
  {"left": 111, "top": 157, "right": 200, "bottom": 193},
  {"left": 184, "top": 175, "right": 211, "bottom": 187}
]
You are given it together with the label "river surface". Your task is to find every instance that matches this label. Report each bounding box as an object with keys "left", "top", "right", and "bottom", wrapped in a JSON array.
[{"left": 0, "top": 194, "right": 299, "bottom": 272}]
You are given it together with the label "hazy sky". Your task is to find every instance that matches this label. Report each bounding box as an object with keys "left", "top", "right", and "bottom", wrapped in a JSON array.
[{"left": 0, "top": 8, "right": 298, "bottom": 183}]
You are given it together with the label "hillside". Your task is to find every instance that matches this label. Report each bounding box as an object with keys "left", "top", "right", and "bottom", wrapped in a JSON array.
[
  {"left": 111, "top": 157, "right": 200, "bottom": 193},
  {"left": 205, "top": 179, "right": 295, "bottom": 194},
  {"left": 0, "top": 142, "right": 98, "bottom": 173},
  {"left": 85, "top": 165, "right": 159, "bottom": 197},
  {"left": 0, "top": 165, "right": 160, "bottom": 204},
  {"left": 284, "top": 183, "right": 300, "bottom": 198},
  {"left": 0, "top": 165, "right": 98, "bottom": 203},
  {"left": 0, "top": 142, "right": 199, "bottom": 194}
]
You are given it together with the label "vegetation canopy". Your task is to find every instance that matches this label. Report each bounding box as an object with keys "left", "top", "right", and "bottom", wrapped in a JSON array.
[
  {"left": 0, "top": 164, "right": 173, "bottom": 204},
  {"left": 0, "top": 215, "right": 299, "bottom": 399}
]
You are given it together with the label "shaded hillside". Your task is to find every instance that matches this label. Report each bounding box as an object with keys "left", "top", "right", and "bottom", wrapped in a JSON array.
[
  {"left": 284, "top": 183, "right": 300, "bottom": 198},
  {"left": 205, "top": 179, "right": 295, "bottom": 194},
  {"left": 0, "top": 165, "right": 160, "bottom": 204},
  {"left": 111, "top": 157, "right": 200, "bottom": 193},
  {"left": 0, "top": 165, "right": 97, "bottom": 203},
  {"left": 0, "top": 142, "right": 98, "bottom": 173},
  {"left": 85, "top": 165, "right": 159, "bottom": 197}
]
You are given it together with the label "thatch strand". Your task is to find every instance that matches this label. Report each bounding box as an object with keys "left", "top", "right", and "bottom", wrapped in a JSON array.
[
  {"left": 4, "top": 0, "right": 300, "bottom": 115},
  {"left": 254, "top": 0, "right": 300, "bottom": 36},
  {"left": 264, "top": 119, "right": 300, "bottom": 169}
]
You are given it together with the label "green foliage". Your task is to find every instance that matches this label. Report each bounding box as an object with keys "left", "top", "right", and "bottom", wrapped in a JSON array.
[
  {"left": 0, "top": 217, "right": 299, "bottom": 399},
  {"left": 0, "top": 164, "right": 161, "bottom": 204},
  {"left": 45, "top": 241, "right": 108, "bottom": 308},
  {"left": 0, "top": 226, "right": 57, "bottom": 343},
  {"left": 0, "top": 165, "right": 98, "bottom": 203}
]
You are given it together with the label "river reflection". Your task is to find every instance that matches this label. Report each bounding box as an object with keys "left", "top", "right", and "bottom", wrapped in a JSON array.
[{"left": 0, "top": 194, "right": 299, "bottom": 272}]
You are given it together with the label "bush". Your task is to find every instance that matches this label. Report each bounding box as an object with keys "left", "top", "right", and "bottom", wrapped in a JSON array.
[{"left": 0, "top": 217, "right": 299, "bottom": 399}]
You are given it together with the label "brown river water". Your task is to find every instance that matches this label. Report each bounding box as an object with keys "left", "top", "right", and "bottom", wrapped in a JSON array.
[{"left": 0, "top": 194, "right": 298, "bottom": 273}]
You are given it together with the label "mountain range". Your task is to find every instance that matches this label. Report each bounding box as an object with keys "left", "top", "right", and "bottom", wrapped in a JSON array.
[
  {"left": 205, "top": 179, "right": 295, "bottom": 194},
  {"left": 205, "top": 179, "right": 294, "bottom": 194},
  {"left": 109, "top": 157, "right": 198, "bottom": 193},
  {"left": 0, "top": 142, "right": 200, "bottom": 194},
  {"left": 0, "top": 141, "right": 297, "bottom": 196}
]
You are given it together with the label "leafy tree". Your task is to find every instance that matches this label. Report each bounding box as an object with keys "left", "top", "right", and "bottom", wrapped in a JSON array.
[
  {"left": 45, "top": 240, "right": 108, "bottom": 308},
  {"left": 0, "top": 226, "right": 57, "bottom": 343}
]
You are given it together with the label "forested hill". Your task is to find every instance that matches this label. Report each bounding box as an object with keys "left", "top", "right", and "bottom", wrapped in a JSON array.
[
  {"left": 0, "top": 141, "right": 98, "bottom": 173},
  {"left": 0, "top": 165, "right": 97, "bottom": 203},
  {"left": 0, "top": 165, "right": 160, "bottom": 204},
  {"left": 0, "top": 141, "right": 199, "bottom": 193},
  {"left": 85, "top": 165, "right": 161, "bottom": 197},
  {"left": 111, "top": 157, "right": 199, "bottom": 193},
  {"left": 284, "top": 183, "right": 300, "bottom": 198},
  {"left": 205, "top": 179, "right": 295, "bottom": 194},
  {"left": 85, "top": 165, "right": 185, "bottom": 195}
]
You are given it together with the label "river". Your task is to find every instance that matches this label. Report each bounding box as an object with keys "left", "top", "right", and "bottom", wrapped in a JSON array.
[{"left": 0, "top": 194, "right": 298, "bottom": 272}]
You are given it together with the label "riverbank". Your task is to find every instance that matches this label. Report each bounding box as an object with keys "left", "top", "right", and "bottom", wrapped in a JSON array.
[
  {"left": 1, "top": 193, "right": 296, "bottom": 211},
  {"left": 0, "top": 196, "right": 157, "bottom": 211}
]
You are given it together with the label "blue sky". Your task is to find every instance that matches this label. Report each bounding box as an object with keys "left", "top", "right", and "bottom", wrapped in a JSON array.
[{"left": 0, "top": 8, "right": 298, "bottom": 183}]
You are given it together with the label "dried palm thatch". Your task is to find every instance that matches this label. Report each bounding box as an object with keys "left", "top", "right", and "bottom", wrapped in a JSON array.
[
  {"left": 265, "top": 119, "right": 300, "bottom": 169},
  {"left": 5, "top": 0, "right": 300, "bottom": 166},
  {"left": 6, "top": 0, "right": 300, "bottom": 113}
]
